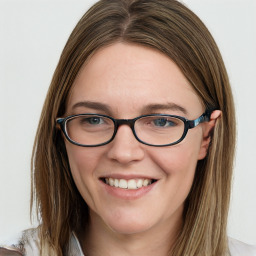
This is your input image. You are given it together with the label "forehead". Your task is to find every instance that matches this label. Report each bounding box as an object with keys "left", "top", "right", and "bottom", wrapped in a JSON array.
[{"left": 67, "top": 42, "right": 203, "bottom": 117}]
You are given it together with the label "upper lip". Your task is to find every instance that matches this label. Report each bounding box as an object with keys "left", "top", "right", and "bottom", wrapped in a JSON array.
[{"left": 99, "top": 174, "right": 159, "bottom": 180}]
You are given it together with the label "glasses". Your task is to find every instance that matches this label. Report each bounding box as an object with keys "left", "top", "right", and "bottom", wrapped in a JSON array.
[{"left": 56, "top": 111, "right": 212, "bottom": 147}]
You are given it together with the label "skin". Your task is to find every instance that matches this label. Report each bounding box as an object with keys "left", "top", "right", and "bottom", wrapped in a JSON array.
[{"left": 64, "top": 42, "right": 221, "bottom": 256}]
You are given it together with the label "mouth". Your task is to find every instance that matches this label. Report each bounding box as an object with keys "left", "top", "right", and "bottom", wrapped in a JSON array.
[{"left": 100, "top": 177, "right": 158, "bottom": 190}]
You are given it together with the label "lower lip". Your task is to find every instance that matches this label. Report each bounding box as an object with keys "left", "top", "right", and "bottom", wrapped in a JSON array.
[{"left": 99, "top": 180, "right": 158, "bottom": 200}]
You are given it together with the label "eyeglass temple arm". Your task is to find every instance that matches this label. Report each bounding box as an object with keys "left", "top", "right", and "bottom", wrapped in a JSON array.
[
  {"left": 56, "top": 118, "right": 65, "bottom": 131},
  {"left": 187, "top": 110, "right": 212, "bottom": 129}
]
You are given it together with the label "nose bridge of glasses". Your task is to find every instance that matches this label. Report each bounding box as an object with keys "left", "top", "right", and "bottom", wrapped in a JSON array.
[{"left": 115, "top": 118, "right": 135, "bottom": 130}]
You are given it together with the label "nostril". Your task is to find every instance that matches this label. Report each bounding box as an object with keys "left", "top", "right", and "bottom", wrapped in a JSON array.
[{"left": 107, "top": 142, "right": 145, "bottom": 164}]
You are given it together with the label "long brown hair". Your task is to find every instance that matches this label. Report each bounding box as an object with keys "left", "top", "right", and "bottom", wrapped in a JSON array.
[{"left": 31, "top": 0, "right": 236, "bottom": 255}]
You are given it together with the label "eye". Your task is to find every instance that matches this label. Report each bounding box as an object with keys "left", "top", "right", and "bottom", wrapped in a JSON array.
[
  {"left": 152, "top": 118, "right": 176, "bottom": 127},
  {"left": 81, "top": 116, "right": 104, "bottom": 125}
]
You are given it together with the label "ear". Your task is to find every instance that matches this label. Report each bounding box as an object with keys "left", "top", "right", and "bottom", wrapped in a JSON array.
[{"left": 198, "top": 110, "right": 221, "bottom": 160}]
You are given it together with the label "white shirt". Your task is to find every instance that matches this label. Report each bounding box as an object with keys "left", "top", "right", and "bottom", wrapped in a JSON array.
[
  {"left": 1, "top": 229, "right": 256, "bottom": 255},
  {"left": 229, "top": 237, "right": 256, "bottom": 256}
]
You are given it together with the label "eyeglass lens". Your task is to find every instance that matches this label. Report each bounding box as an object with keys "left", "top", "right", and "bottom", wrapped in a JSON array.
[{"left": 65, "top": 115, "right": 185, "bottom": 146}]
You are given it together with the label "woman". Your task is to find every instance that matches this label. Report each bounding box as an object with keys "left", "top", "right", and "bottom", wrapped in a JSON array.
[{"left": 1, "top": 0, "right": 255, "bottom": 255}]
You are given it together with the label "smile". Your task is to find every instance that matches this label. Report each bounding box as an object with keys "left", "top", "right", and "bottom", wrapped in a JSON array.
[{"left": 102, "top": 178, "right": 157, "bottom": 190}]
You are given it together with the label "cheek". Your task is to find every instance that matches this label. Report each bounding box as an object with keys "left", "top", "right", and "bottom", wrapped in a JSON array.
[
  {"left": 148, "top": 133, "right": 203, "bottom": 202},
  {"left": 65, "top": 143, "right": 107, "bottom": 210},
  {"left": 148, "top": 143, "right": 200, "bottom": 217},
  {"left": 64, "top": 143, "right": 105, "bottom": 197},
  {"left": 65, "top": 144, "right": 101, "bottom": 175},
  {"left": 150, "top": 143, "right": 200, "bottom": 176}
]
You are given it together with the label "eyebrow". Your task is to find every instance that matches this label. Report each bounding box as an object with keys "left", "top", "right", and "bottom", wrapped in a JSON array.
[
  {"left": 141, "top": 103, "right": 188, "bottom": 115},
  {"left": 72, "top": 101, "right": 112, "bottom": 115},
  {"left": 72, "top": 101, "right": 187, "bottom": 115}
]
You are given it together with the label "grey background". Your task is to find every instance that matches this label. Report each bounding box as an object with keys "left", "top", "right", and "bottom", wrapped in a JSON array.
[{"left": 0, "top": 0, "right": 255, "bottom": 244}]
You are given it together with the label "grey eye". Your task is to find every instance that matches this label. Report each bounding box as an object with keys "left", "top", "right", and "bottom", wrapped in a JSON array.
[
  {"left": 88, "top": 117, "right": 102, "bottom": 125},
  {"left": 153, "top": 118, "right": 176, "bottom": 127},
  {"left": 80, "top": 117, "right": 104, "bottom": 125}
]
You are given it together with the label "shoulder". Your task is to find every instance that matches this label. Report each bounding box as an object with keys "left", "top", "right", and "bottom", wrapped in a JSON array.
[
  {"left": 0, "top": 228, "right": 40, "bottom": 256},
  {"left": 0, "top": 247, "right": 23, "bottom": 256},
  {"left": 229, "top": 237, "right": 256, "bottom": 256},
  {"left": 0, "top": 229, "right": 83, "bottom": 256}
]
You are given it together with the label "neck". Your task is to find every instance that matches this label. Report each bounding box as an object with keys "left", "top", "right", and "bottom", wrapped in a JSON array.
[{"left": 79, "top": 208, "right": 183, "bottom": 256}]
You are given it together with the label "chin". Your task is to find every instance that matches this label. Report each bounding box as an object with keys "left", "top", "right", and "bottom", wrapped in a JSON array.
[
  {"left": 107, "top": 220, "right": 153, "bottom": 235},
  {"left": 100, "top": 208, "right": 156, "bottom": 235}
]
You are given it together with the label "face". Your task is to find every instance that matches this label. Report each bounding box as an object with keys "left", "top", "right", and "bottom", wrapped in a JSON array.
[{"left": 64, "top": 42, "right": 213, "bottom": 236}]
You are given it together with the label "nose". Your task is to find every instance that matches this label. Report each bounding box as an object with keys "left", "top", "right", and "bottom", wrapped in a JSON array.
[{"left": 107, "top": 125, "right": 145, "bottom": 164}]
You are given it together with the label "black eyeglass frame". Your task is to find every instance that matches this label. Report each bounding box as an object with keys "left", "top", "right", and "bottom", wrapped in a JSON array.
[{"left": 56, "top": 110, "right": 212, "bottom": 147}]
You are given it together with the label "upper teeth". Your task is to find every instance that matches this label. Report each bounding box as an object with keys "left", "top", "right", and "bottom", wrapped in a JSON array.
[{"left": 105, "top": 178, "right": 153, "bottom": 190}]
